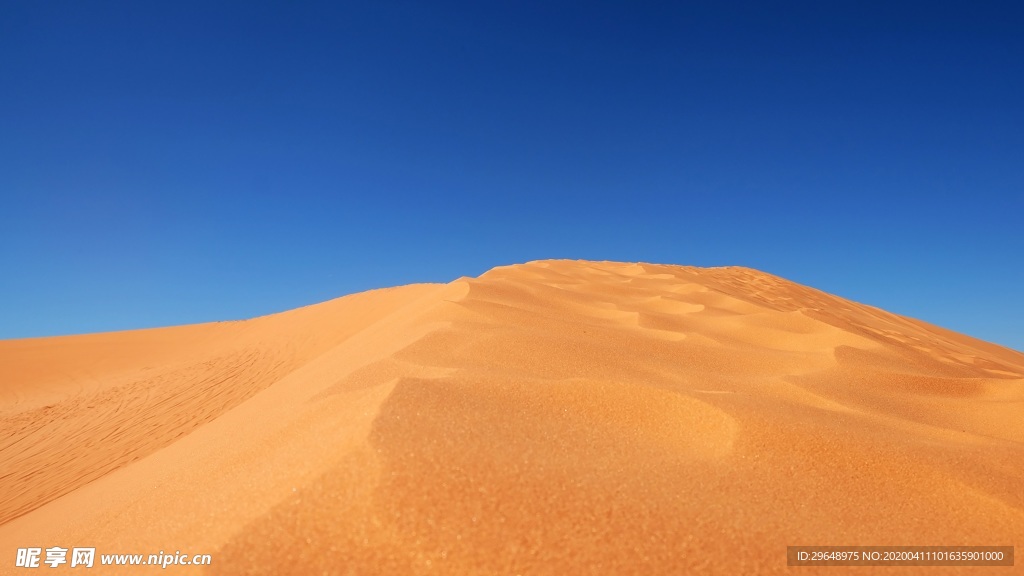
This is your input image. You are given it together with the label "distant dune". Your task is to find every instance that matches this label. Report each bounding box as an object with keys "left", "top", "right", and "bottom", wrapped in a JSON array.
[{"left": 2, "top": 260, "right": 1022, "bottom": 575}]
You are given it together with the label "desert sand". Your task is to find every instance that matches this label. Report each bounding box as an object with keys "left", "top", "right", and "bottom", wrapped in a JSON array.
[{"left": 1, "top": 260, "right": 1022, "bottom": 575}]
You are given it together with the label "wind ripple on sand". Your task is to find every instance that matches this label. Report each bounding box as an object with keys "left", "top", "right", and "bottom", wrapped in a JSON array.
[{"left": 2, "top": 260, "right": 1023, "bottom": 575}]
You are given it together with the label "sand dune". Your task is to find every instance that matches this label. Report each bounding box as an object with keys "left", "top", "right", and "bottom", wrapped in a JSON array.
[{"left": 1, "top": 260, "right": 1022, "bottom": 575}]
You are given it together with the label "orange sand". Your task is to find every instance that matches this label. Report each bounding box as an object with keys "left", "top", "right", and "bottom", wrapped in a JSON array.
[{"left": 1, "top": 260, "right": 1022, "bottom": 575}]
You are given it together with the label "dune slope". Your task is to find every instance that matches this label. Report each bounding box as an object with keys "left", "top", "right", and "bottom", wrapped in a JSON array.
[{"left": 1, "top": 260, "right": 1022, "bottom": 575}]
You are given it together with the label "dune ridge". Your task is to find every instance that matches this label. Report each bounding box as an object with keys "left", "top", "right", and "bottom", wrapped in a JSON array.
[{"left": 1, "top": 260, "right": 1022, "bottom": 575}]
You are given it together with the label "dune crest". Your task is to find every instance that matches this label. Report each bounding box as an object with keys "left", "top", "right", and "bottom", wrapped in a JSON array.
[{"left": 2, "top": 260, "right": 1022, "bottom": 575}]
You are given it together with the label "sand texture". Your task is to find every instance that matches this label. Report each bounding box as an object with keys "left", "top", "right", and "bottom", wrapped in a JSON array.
[{"left": 2, "top": 260, "right": 1022, "bottom": 575}]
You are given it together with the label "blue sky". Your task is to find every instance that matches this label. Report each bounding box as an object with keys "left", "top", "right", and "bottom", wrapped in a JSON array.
[{"left": 1, "top": 1, "right": 1021, "bottom": 351}]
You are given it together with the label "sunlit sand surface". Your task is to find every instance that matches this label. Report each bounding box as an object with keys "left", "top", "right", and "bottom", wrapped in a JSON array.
[{"left": 2, "top": 260, "right": 1022, "bottom": 574}]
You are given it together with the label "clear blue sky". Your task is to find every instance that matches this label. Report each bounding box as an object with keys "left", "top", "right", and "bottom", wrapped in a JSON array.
[{"left": 2, "top": 1, "right": 1021, "bottom": 351}]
